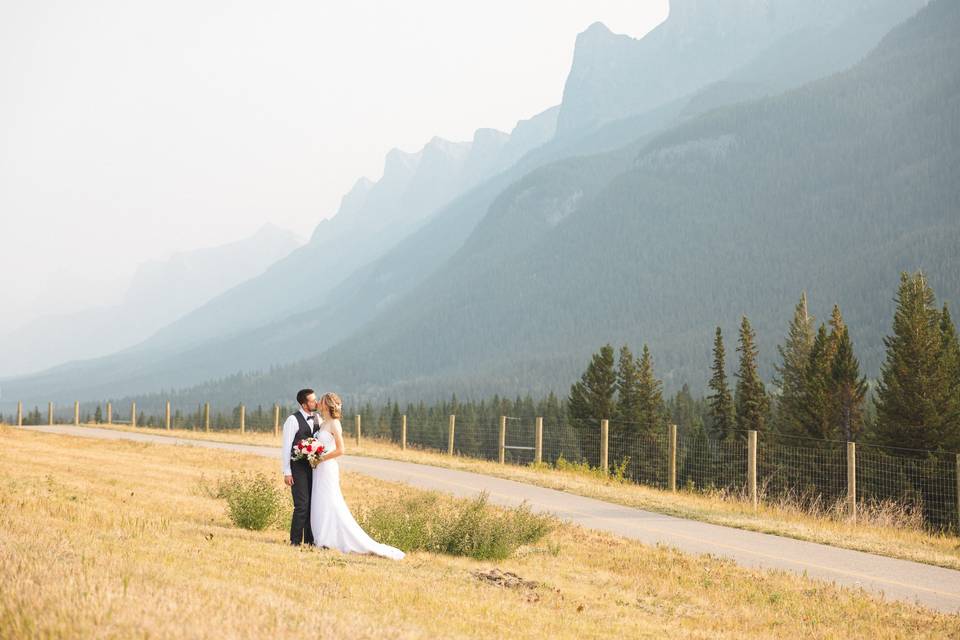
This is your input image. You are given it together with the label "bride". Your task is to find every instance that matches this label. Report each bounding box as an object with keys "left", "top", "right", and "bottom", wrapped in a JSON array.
[{"left": 309, "top": 392, "right": 405, "bottom": 560}]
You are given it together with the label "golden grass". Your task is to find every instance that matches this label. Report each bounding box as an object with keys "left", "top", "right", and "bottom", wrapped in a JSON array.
[
  {"left": 1, "top": 425, "right": 957, "bottom": 639},
  {"left": 46, "top": 422, "right": 960, "bottom": 571}
]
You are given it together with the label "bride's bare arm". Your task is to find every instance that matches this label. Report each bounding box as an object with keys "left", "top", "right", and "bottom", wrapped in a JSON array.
[{"left": 322, "top": 420, "right": 345, "bottom": 462}]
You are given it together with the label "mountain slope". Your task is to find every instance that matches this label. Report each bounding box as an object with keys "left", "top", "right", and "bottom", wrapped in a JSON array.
[
  {"left": 140, "top": 114, "right": 558, "bottom": 353},
  {"left": 0, "top": 224, "right": 300, "bottom": 377},
  {"left": 234, "top": 0, "right": 960, "bottom": 405},
  {"left": 0, "top": 109, "right": 559, "bottom": 399},
  {"left": 116, "top": 0, "right": 925, "bottom": 384},
  {"left": 555, "top": 0, "right": 920, "bottom": 136},
  {"left": 1, "top": 0, "right": 936, "bottom": 406}
]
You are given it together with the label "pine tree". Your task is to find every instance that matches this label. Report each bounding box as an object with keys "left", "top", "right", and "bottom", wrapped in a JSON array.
[
  {"left": 830, "top": 325, "right": 868, "bottom": 442},
  {"left": 707, "top": 327, "right": 735, "bottom": 441},
  {"left": 874, "top": 272, "right": 947, "bottom": 450},
  {"left": 735, "top": 316, "right": 768, "bottom": 435},
  {"left": 799, "top": 324, "right": 834, "bottom": 439},
  {"left": 636, "top": 344, "right": 665, "bottom": 433},
  {"left": 938, "top": 303, "right": 960, "bottom": 449},
  {"left": 568, "top": 344, "right": 617, "bottom": 441},
  {"left": 538, "top": 391, "right": 563, "bottom": 427},
  {"left": 774, "top": 292, "right": 815, "bottom": 436},
  {"left": 614, "top": 345, "right": 641, "bottom": 435},
  {"left": 826, "top": 304, "right": 845, "bottom": 362},
  {"left": 390, "top": 401, "right": 402, "bottom": 442},
  {"left": 670, "top": 383, "right": 705, "bottom": 437}
]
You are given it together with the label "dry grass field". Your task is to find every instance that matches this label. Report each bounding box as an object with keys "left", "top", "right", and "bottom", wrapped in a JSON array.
[
  {"left": 1, "top": 425, "right": 958, "bottom": 638},
  {"left": 62, "top": 421, "right": 960, "bottom": 572}
]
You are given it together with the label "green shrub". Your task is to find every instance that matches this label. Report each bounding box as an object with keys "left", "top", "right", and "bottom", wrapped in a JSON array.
[
  {"left": 357, "top": 490, "right": 554, "bottom": 560},
  {"left": 217, "top": 471, "right": 285, "bottom": 531}
]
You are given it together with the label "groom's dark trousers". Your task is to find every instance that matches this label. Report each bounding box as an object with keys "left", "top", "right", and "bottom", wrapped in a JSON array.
[{"left": 289, "top": 412, "right": 317, "bottom": 545}]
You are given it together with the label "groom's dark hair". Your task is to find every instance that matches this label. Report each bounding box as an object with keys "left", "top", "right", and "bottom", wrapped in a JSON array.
[{"left": 296, "top": 388, "right": 314, "bottom": 405}]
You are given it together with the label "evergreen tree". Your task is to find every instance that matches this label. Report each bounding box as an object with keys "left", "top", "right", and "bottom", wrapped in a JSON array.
[
  {"left": 774, "top": 292, "right": 815, "bottom": 436},
  {"left": 670, "top": 383, "right": 705, "bottom": 437},
  {"left": 938, "top": 303, "right": 960, "bottom": 449},
  {"left": 390, "top": 401, "right": 402, "bottom": 442},
  {"left": 568, "top": 344, "right": 617, "bottom": 441},
  {"left": 826, "top": 304, "right": 846, "bottom": 362},
  {"left": 539, "top": 391, "right": 564, "bottom": 427},
  {"left": 735, "top": 316, "right": 768, "bottom": 435},
  {"left": 636, "top": 344, "right": 665, "bottom": 433},
  {"left": 94, "top": 405, "right": 103, "bottom": 424},
  {"left": 614, "top": 345, "right": 641, "bottom": 430},
  {"left": 830, "top": 325, "right": 868, "bottom": 442},
  {"left": 707, "top": 327, "right": 735, "bottom": 441},
  {"left": 799, "top": 324, "right": 834, "bottom": 439},
  {"left": 874, "top": 272, "right": 947, "bottom": 450}
]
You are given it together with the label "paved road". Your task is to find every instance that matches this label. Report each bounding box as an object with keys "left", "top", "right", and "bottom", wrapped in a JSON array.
[{"left": 16, "top": 424, "right": 960, "bottom": 614}]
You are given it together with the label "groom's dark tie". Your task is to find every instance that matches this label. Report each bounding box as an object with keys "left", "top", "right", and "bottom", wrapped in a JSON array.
[{"left": 309, "top": 415, "right": 318, "bottom": 435}]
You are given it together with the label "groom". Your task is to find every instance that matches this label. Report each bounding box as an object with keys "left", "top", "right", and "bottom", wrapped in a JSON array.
[{"left": 281, "top": 388, "right": 320, "bottom": 545}]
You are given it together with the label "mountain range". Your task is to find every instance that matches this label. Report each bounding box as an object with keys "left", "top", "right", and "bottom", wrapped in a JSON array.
[
  {"left": 190, "top": 0, "right": 951, "bottom": 409},
  {"left": 0, "top": 224, "right": 300, "bottom": 378},
  {"left": 2, "top": 0, "right": 953, "bottom": 412}
]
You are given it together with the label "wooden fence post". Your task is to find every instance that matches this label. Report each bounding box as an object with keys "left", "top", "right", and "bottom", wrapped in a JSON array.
[
  {"left": 48, "top": 402, "right": 54, "bottom": 426},
  {"left": 131, "top": 402, "right": 136, "bottom": 428},
  {"left": 74, "top": 401, "right": 80, "bottom": 426},
  {"left": 448, "top": 414, "right": 456, "bottom": 455},
  {"left": 239, "top": 404, "right": 246, "bottom": 434},
  {"left": 106, "top": 402, "right": 112, "bottom": 425},
  {"left": 748, "top": 430, "right": 758, "bottom": 509},
  {"left": 273, "top": 404, "right": 280, "bottom": 437},
  {"left": 165, "top": 401, "right": 171, "bottom": 430},
  {"left": 16, "top": 401, "right": 22, "bottom": 427},
  {"left": 534, "top": 416, "right": 543, "bottom": 465},
  {"left": 498, "top": 416, "right": 506, "bottom": 464},
  {"left": 355, "top": 414, "right": 361, "bottom": 447},
  {"left": 847, "top": 441, "right": 857, "bottom": 523},
  {"left": 668, "top": 423, "right": 677, "bottom": 492},
  {"left": 600, "top": 419, "right": 609, "bottom": 473},
  {"left": 204, "top": 403, "right": 210, "bottom": 432},
  {"left": 401, "top": 415, "right": 407, "bottom": 451}
]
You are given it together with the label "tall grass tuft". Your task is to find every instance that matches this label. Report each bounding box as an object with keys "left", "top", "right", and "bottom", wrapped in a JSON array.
[
  {"left": 215, "top": 471, "right": 286, "bottom": 530},
  {"left": 356, "top": 490, "right": 554, "bottom": 560}
]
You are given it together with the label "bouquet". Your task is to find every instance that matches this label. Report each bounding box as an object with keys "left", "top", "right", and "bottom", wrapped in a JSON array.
[{"left": 291, "top": 437, "right": 327, "bottom": 468}]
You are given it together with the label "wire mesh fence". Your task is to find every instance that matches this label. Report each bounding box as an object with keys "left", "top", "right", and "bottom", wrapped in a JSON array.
[
  {"left": 677, "top": 430, "right": 748, "bottom": 494},
  {"left": 503, "top": 416, "right": 535, "bottom": 465},
  {"left": 857, "top": 444, "right": 958, "bottom": 531},
  {"left": 757, "top": 434, "right": 849, "bottom": 512},
  {"left": 12, "top": 401, "right": 305, "bottom": 432},
  {"left": 609, "top": 421, "right": 671, "bottom": 489},
  {"left": 16, "top": 402, "right": 960, "bottom": 532},
  {"left": 541, "top": 418, "right": 595, "bottom": 466}
]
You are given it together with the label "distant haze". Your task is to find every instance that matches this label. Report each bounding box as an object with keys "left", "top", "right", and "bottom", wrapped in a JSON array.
[{"left": 0, "top": 1, "right": 668, "bottom": 332}]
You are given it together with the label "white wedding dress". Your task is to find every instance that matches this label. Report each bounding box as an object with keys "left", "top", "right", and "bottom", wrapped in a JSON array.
[{"left": 310, "top": 419, "right": 405, "bottom": 560}]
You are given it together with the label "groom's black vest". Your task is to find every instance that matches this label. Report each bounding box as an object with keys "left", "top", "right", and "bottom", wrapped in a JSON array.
[{"left": 290, "top": 412, "right": 317, "bottom": 462}]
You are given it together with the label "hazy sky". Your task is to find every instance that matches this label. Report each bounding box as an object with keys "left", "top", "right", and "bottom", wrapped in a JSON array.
[{"left": 0, "top": 1, "right": 668, "bottom": 329}]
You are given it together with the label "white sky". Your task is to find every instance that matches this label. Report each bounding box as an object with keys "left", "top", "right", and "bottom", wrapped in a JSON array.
[{"left": 0, "top": 0, "right": 668, "bottom": 329}]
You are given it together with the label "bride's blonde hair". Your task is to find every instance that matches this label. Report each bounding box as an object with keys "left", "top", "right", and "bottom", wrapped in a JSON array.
[{"left": 319, "top": 392, "right": 343, "bottom": 419}]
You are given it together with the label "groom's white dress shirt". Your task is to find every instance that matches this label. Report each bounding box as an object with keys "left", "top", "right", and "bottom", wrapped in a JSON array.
[{"left": 281, "top": 408, "right": 316, "bottom": 476}]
